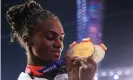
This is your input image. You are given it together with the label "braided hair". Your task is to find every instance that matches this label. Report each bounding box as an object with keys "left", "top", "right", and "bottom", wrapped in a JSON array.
[{"left": 6, "top": 1, "right": 56, "bottom": 44}]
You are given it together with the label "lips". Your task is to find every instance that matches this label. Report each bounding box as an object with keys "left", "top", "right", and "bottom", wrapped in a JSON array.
[
  {"left": 51, "top": 49, "right": 61, "bottom": 53},
  {"left": 51, "top": 50, "right": 61, "bottom": 55}
]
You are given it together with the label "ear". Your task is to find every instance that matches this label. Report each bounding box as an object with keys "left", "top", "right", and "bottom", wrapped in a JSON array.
[{"left": 22, "top": 35, "right": 33, "bottom": 46}]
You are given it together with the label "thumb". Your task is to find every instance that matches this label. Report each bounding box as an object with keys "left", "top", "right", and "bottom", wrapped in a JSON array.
[{"left": 65, "top": 41, "right": 77, "bottom": 72}]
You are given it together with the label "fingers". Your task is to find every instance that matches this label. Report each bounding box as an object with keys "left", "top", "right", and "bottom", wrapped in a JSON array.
[
  {"left": 66, "top": 56, "right": 84, "bottom": 72},
  {"left": 74, "top": 57, "right": 97, "bottom": 70},
  {"left": 73, "top": 57, "right": 87, "bottom": 67},
  {"left": 79, "top": 57, "right": 97, "bottom": 80},
  {"left": 69, "top": 41, "right": 77, "bottom": 47},
  {"left": 65, "top": 56, "right": 78, "bottom": 72},
  {"left": 65, "top": 39, "right": 100, "bottom": 80},
  {"left": 73, "top": 57, "right": 82, "bottom": 65},
  {"left": 66, "top": 41, "right": 77, "bottom": 57},
  {"left": 86, "top": 57, "right": 97, "bottom": 71},
  {"left": 65, "top": 39, "right": 96, "bottom": 73},
  {"left": 99, "top": 43, "right": 107, "bottom": 51},
  {"left": 65, "top": 41, "right": 79, "bottom": 73}
]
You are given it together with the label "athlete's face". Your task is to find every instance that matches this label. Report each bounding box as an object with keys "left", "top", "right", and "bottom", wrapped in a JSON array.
[{"left": 30, "top": 18, "right": 64, "bottom": 61}]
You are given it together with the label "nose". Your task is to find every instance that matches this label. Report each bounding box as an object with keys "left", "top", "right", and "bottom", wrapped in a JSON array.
[{"left": 53, "top": 39, "right": 63, "bottom": 49}]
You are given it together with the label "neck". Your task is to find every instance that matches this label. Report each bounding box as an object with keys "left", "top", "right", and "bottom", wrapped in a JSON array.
[
  {"left": 27, "top": 53, "right": 54, "bottom": 66},
  {"left": 26, "top": 47, "right": 54, "bottom": 66}
]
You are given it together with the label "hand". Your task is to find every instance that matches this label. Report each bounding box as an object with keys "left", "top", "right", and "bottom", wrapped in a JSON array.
[
  {"left": 65, "top": 41, "right": 97, "bottom": 80},
  {"left": 65, "top": 41, "right": 79, "bottom": 80},
  {"left": 78, "top": 57, "right": 97, "bottom": 80}
]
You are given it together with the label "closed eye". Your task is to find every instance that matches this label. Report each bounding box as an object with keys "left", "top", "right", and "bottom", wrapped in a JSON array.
[{"left": 44, "top": 31, "right": 65, "bottom": 41}]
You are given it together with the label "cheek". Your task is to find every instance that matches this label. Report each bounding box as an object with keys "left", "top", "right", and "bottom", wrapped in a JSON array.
[
  {"left": 35, "top": 38, "right": 53, "bottom": 56},
  {"left": 61, "top": 44, "right": 64, "bottom": 51}
]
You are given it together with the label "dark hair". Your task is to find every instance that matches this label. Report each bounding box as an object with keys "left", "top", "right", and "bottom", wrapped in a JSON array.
[{"left": 6, "top": 1, "right": 56, "bottom": 43}]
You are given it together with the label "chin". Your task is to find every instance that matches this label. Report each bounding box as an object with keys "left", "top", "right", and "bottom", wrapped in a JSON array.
[{"left": 52, "top": 56, "right": 61, "bottom": 61}]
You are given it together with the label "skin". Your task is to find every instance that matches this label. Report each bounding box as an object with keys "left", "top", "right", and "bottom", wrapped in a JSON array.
[
  {"left": 25, "top": 17, "right": 65, "bottom": 66},
  {"left": 23, "top": 17, "right": 97, "bottom": 80},
  {"left": 65, "top": 43, "right": 97, "bottom": 80}
]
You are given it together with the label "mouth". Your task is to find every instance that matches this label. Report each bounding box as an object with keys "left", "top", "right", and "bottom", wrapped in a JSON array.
[{"left": 51, "top": 51, "right": 61, "bottom": 56}]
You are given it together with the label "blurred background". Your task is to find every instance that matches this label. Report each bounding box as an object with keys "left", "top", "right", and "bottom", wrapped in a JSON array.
[{"left": 1, "top": 0, "right": 133, "bottom": 80}]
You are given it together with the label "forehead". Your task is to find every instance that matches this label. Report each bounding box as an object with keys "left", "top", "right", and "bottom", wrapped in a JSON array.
[{"left": 37, "top": 18, "right": 64, "bottom": 34}]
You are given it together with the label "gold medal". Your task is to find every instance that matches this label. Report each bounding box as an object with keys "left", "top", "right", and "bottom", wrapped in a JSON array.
[{"left": 73, "top": 39, "right": 94, "bottom": 57}]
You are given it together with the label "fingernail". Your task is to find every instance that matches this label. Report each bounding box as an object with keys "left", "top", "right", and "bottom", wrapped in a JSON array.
[
  {"left": 69, "top": 41, "right": 77, "bottom": 47},
  {"left": 99, "top": 43, "right": 107, "bottom": 51}
]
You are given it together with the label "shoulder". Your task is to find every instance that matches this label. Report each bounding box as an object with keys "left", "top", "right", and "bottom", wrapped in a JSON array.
[{"left": 18, "top": 72, "right": 32, "bottom": 80}]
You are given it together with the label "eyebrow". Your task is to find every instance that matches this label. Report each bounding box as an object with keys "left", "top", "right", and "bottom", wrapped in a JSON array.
[{"left": 46, "top": 31, "right": 65, "bottom": 36}]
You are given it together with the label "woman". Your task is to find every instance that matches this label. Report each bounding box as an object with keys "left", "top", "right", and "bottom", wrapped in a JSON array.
[{"left": 6, "top": 1, "right": 97, "bottom": 80}]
